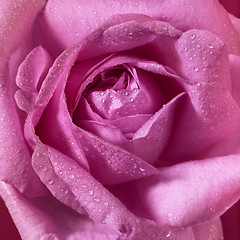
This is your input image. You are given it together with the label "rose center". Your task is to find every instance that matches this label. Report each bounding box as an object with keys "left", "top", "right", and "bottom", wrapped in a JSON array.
[{"left": 81, "top": 64, "right": 162, "bottom": 120}]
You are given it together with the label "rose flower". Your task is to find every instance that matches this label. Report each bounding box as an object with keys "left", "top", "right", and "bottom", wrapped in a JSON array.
[{"left": 1, "top": 0, "right": 240, "bottom": 239}]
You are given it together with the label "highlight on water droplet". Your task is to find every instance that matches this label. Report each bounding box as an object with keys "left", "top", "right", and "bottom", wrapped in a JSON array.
[{"left": 93, "top": 197, "right": 101, "bottom": 202}]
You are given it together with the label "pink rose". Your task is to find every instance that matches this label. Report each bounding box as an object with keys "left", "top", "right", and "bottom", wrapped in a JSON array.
[{"left": 1, "top": 0, "right": 240, "bottom": 239}]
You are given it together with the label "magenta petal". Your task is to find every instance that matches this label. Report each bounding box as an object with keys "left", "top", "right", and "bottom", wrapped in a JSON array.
[
  {"left": 73, "top": 127, "right": 159, "bottom": 185},
  {"left": 133, "top": 155, "right": 240, "bottom": 228},
  {"left": 229, "top": 14, "right": 240, "bottom": 39},
  {"left": 160, "top": 0, "right": 240, "bottom": 54},
  {"left": 15, "top": 46, "right": 52, "bottom": 113},
  {"left": 132, "top": 93, "right": 185, "bottom": 164},
  {"left": 41, "top": 0, "right": 239, "bottom": 54},
  {"left": 78, "top": 120, "right": 129, "bottom": 150},
  {"left": 230, "top": 55, "right": 240, "bottom": 105},
  {"left": 0, "top": 0, "right": 47, "bottom": 197},
  {"left": 36, "top": 85, "right": 89, "bottom": 170},
  {"left": 41, "top": 0, "right": 180, "bottom": 54},
  {"left": 160, "top": 29, "right": 240, "bottom": 162},
  {"left": 0, "top": 182, "right": 119, "bottom": 240},
  {"left": 31, "top": 142, "right": 173, "bottom": 239},
  {"left": 107, "top": 114, "right": 152, "bottom": 135},
  {"left": 77, "top": 18, "right": 181, "bottom": 61},
  {"left": 0, "top": 0, "right": 46, "bottom": 60},
  {"left": 23, "top": 45, "right": 80, "bottom": 149},
  {"left": 16, "top": 46, "right": 52, "bottom": 93},
  {"left": 191, "top": 218, "right": 223, "bottom": 240}
]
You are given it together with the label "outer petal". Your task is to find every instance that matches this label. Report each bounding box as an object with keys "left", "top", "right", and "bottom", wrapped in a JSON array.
[
  {"left": 0, "top": 0, "right": 47, "bottom": 195},
  {"left": 0, "top": 181, "right": 119, "bottom": 240},
  {"left": 229, "top": 55, "right": 240, "bottom": 106},
  {"left": 158, "top": 29, "right": 240, "bottom": 164},
  {"left": 229, "top": 14, "right": 240, "bottom": 39},
  {"left": 40, "top": 0, "right": 239, "bottom": 55},
  {"left": 31, "top": 142, "right": 173, "bottom": 240},
  {"left": 132, "top": 155, "right": 240, "bottom": 228},
  {"left": 15, "top": 46, "right": 52, "bottom": 113}
]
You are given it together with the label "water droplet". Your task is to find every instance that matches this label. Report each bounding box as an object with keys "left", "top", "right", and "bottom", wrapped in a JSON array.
[
  {"left": 69, "top": 174, "right": 75, "bottom": 179},
  {"left": 210, "top": 207, "right": 215, "bottom": 212},
  {"left": 89, "top": 189, "right": 94, "bottom": 195},
  {"left": 93, "top": 197, "right": 101, "bottom": 202},
  {"left": 161, "top": 26, "right": 168, "bottom": 31},
  {"left": 190, "top": 34, "right": 196, "bottom": 40},
  {"left": 193, "top": 66, "right": 199, "bottom": 72},
  {"left": 47, "top": 179, "right": 54, "bottom": 185},
  {"left": 166, "top": 231, "right": 171, "bottom": 238},
  {"left": 39, "top": 165, "right": 48, "bottom": 172}
]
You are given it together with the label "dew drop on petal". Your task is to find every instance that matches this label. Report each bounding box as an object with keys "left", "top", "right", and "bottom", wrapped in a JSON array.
[
  {"left": 69, "top": 174, "right": 75, "bottom": 179},
  {"left": 46, "top": 179, "right": 54, "bottom": 185},
  {"left": 190, "top": 34, "right": 196, "bottom": 40},
  {"left": 89, "top": 189, "right": 94, "bottom": 195},
  {"left": 93, "top": 197, "right": 101, "bottom": 203},
  {"left": 193, "top": 66, "right": 199, "bottom": 72}
]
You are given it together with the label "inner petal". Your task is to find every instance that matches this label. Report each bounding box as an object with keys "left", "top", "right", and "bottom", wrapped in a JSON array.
[{"left": 83, "top": 65, "right": 163, "bottom": 120}]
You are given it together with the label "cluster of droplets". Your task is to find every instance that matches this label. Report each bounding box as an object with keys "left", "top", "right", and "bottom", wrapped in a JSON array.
[
  {"left": 34, "top": 149, "right": 113, "bottom": 218},
  {"left": 180, "top": 31, "right": 226, "bottom": 81},
  {"left": 93, "top": 139, "right": 146, "bottom": 176},
  {"left": 75, "top": 133, "right": 151, "bottom": 185},
  {"left": 88, "top": 88, "right": 150, "bottom": 119}
]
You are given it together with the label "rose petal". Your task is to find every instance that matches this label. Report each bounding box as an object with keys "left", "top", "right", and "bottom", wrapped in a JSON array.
[
  {"left": 35, "top": 85, "right": 90, "bottom": 170},
  {"left": 160, "top": 0, "right": 240, "bottom": 54},
  {"left": 40, "top": 0, "right": 179, "bottom": 55},
  {"left": 41, "top": 0, "right": 239, "bottom": 54},
  {"left": 76, "top": 17, "right": 181, "bottom": 61},
  {"left": 15, "top": 46, "right": 52, "bottom": 113},
  {"left": 23, "top": 45, "right": 80, "bottom": 149},
  {"left": 170, "top": 218, "right": 223, "bottom": 240},
  {"left": 73, "top": 127, "right": 159, "bottom": 185},
  {"left": 78, "top": 120, "right": 129, "bottom": 150},
  {"left": 132, "top": 155, "right": 240, "bottom": 228},
  {"left": 0, "top": 182, "right": 119, "bottom": 240},
  {"left": 132, "top": 93, "right": 185, "bottom": 164},
  {"left": 76, "top": 97, "right": 152, "bottom": 135},
  {"left": 31, "top": 142, "right": 173, "bottom": 239},
  {"left": 0, "top": 0, "right": 47, "bottom": 196},
  {"left": 229, "top": 14, "right": 240, "bottom": 40},
  {"left": 158, "top": 29, "right": 240, "bottom": 164},
  {"left": 229, "top": 55, "right": 240, "bottom": 106}
]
